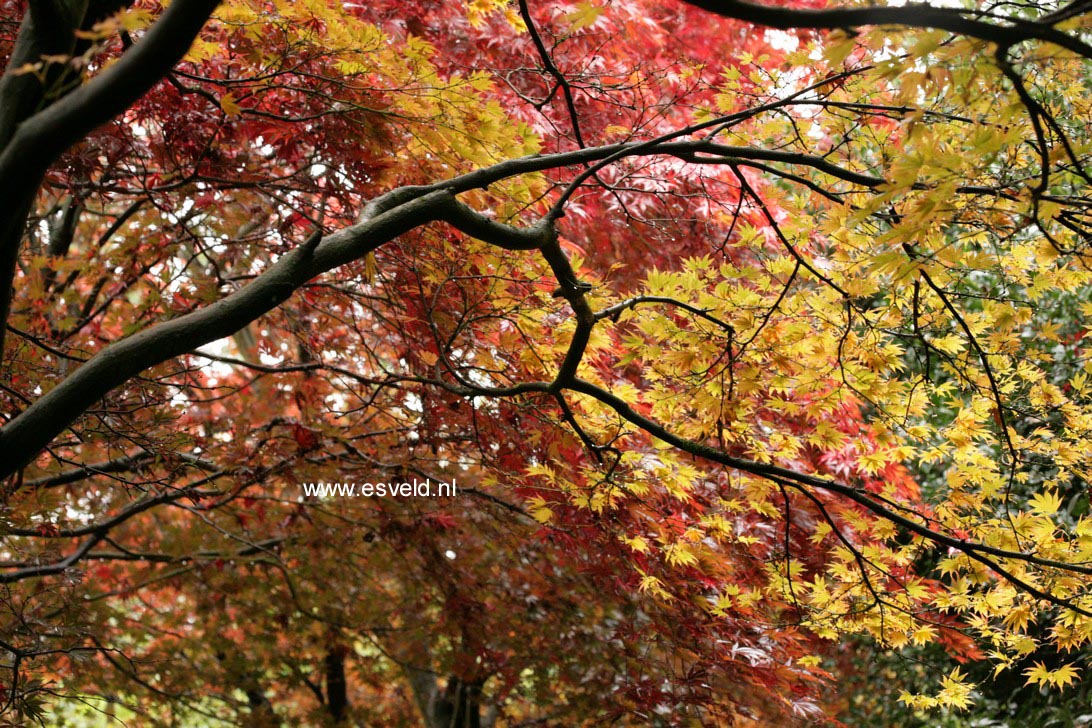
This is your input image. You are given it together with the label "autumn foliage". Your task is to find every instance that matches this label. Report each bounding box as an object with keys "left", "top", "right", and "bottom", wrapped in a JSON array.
[{"left": 2, "top": 0, "right": 1092, "bottom": 725}]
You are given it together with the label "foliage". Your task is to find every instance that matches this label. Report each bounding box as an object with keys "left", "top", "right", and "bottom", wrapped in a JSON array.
[{"left": 2, "top": 0, "right": 1092, "bottom": 724}]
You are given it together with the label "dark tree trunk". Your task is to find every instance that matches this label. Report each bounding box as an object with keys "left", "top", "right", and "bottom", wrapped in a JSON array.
[{"left": 324, "top": 648, "right": 350, "bottom": 723}]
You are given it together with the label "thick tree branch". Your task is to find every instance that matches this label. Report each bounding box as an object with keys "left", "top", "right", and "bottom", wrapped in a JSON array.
[
  {"left": 682, "top": 0, "right": 1092, "bottom": 58},
  {"left": 0, "top": 190, "right": 448, "bottom": 477},
  {"left": 0, "top": 132, "right": 893, "bottom": 480},
  {"left": 0, "top": 0, "right": 221, "bottom": 358}
]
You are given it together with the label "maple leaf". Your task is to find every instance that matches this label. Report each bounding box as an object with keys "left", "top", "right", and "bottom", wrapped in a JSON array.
[{"left": 1024, "top": 662, "right": 1081, "bottom": 689}]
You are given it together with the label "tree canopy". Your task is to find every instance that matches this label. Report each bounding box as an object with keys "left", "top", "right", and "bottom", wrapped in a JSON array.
[{"left": 2, "top": 0, "right": 1092, "bottom": 724}]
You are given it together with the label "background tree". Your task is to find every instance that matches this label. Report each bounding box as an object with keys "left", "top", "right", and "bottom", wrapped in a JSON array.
[{"left": 2, "top": 0, "right": 1092, "bottom": 724}]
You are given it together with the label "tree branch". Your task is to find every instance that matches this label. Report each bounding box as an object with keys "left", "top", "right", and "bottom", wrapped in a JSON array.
[
  {"left": 682, "top": 0, "right": 1092, "bottom": 59},
  {"left": 0, "top": 190, "right": 448, "bottom": 478},
  {"left": 2, "top": 131, "right": 891, "bottom": 480},
  {"left": 0, "top": 0, "right": 221, "bottom": 359}
]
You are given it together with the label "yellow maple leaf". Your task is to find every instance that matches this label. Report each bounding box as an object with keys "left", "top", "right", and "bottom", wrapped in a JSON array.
[
  {"left": 220, "top": 92, "right": 243, "bottom": 117},
  {"left": 1024, "top": 661, "right": 1080, "bottom": 689},
  {"left": 1028, "top": 490, "right": 1063, "bottom": 516}
]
